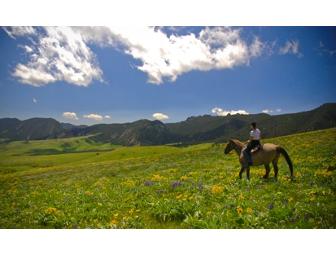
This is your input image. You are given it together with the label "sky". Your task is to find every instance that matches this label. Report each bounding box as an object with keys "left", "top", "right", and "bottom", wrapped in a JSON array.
[{"left": 0, "top": 26, "right": 335, "bottom": 125}]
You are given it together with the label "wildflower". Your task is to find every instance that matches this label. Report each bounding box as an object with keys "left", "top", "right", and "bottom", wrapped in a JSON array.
[
  {"left": 45, "top": 207, "right": 58, "bottom": 214},
  {"left": 268, "top": 203, "right": 274, "bottom": 210},
  {"left": 211, "top": 185, "right": 224, "bottom": 194},
  {"left": 110, "top": 219, "right": 118, "bottom": 225},
  {"left": 239, "top": 193, "right": 244, "bottom": 200},
  {"left": 246, "top": 207, "right": 253, "bottom": 214},
  {"left": 176, "top": 194, "right": 184, "bottom": 200},
  {"left": 122, "top": 180, "right": 135, "bottom": 187},
  {"left": 180, "top": 175, "right": 188, "bottom": 181},
  {"left": 171, "top": 181, "right": 182, "bottom": 189},
  {"left": 144, "top": 180, "right": 154, "bottom": 186},
  {"left": 236, "top": 206, "right": 243, "bottom": 215},
  {"left": 84, "top": 191, "right": 93, "bottom": 196},
  {"left": 151, "top": 174, "right": 165, "bottom": 181}
]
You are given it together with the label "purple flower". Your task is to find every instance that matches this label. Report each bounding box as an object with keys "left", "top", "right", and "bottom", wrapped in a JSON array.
[
  {"left": 144, "top": 180, "right": 154, "bottom": 186},
  {"left": 268, "top": 203, "right": 274, "bottom": 210},
  {"left": 171, "top": 181, "right": 182, "bottom": 189},
  {"left": 197, "top": 182, "right": 203, "bottom": 191}
]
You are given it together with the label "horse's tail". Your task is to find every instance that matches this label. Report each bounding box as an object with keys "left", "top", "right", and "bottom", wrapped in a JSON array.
[{"left": 276, "top": 146, "right": 293, "bottom": 177}]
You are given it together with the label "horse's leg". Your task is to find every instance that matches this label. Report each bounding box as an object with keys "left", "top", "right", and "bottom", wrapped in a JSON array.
[
  {"left": 263, "top": 164, "right": 270, "bottom": 179},
  {"left": 239, "top": 166, "right": 245, "bottom": 179},
  {"left": 272, "top": 160, "right": 279, "bottom": 180},
  {"left": 246, "top": 166, "right": 250, "bottom": 180}
]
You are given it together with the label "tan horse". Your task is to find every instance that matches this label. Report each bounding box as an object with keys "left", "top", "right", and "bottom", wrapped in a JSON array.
[{"left": 224, "top": 139, "right": 293, "bottom": 180}]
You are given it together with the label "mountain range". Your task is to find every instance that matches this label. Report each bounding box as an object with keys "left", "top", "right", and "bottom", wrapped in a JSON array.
[{"left": 1, "top": 103, "right": 335, "bottom": 145}]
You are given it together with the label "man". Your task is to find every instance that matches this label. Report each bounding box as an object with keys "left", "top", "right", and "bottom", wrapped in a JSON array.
[{"left": 243, "top": 122, "right": 261, "bottom": 166}]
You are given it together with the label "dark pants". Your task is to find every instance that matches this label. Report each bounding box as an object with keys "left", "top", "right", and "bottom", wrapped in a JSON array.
[{"left": 243, "top": 140, "right": 261, "bottom": 165}]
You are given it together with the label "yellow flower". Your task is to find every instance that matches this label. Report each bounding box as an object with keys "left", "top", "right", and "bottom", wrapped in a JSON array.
[
  {"left": 236, "top": 206, "right": 243, "bottom": 215},
  {"left": 45, "top": 207, "right": 58, "bottom": 214},
  {"left": 246, "top": 207, "right": 253, "bottom": 214},
  {"left": 151, "top": 174, "right": 165, "bottom": 181},
  {"left": 84, "top": 191, "right": 93, "bottom": 196},
  {"left": 211, "top": 185, "right": 224, "bottom": 194},
  {"left": 176, "top": 194, "right": 183, "bottom": 200},
  {"left": 110, "top": 219, "right": 118, "bottom": 225},
  {"left": 122, "top": 180, "right": 135, "bottom": 187},
  {"left": 180, "top": 175, "right": 188, "bottom": 181},
  {"left": 239, "top": 193, "right": 244, "bottom": 200}
]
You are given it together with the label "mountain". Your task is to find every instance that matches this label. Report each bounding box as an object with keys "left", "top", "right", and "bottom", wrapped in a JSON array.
[
  {"left": 166, "top": 103, "right": 336, "bottom": 143},
  {"left": 0, "top": 103, "right": 335, "bottom": 145},
  {"left": 0, "top": 117, "right": 65, "bottom": 141},
  {"left": 81, "top": 119, "right": 177, "bottom": 145}
]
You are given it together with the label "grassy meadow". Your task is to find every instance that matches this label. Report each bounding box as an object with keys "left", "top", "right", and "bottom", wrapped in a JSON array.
[{"left": 0, "top": 129, "right": 335, "bottom": 228}]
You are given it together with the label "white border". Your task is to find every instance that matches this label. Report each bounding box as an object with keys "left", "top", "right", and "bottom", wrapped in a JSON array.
[
  {"left": 0, "top": 0, "right": 335, "bottom": 254},
  {"left": 0, "top": 0, "right": 336, "bottom": 25},
  {"left": 0, "top": 229, "right": 335, "bottom": 255}
]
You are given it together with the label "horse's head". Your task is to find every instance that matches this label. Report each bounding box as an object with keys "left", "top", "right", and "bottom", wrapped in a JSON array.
[{"left": 224, "top": 139, "right": 234, "bottom": 154}]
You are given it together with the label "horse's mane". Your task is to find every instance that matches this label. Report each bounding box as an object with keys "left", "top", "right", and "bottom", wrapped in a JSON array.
[{"left": 230, "top": 139, "right": 245, "bottom": 148}]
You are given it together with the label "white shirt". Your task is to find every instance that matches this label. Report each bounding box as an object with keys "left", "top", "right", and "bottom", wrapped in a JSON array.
[{"left": 250, "top": 128, "right": 261, "bottom": 140}]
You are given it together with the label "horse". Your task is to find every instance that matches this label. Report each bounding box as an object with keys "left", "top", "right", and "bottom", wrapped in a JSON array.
[{"left": 224, "top": 139, "right": 293, "bottom": 180}]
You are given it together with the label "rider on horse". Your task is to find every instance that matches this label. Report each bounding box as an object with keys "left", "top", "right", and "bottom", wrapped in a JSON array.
[{"left": 243, "top": 122, "right": 261, "bottom": 166}]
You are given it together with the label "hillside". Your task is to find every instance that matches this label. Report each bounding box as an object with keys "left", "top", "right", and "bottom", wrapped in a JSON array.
[
  {"left": 0, "top": 128, "right": 335, "bottom": 228},
  {"left": 0, "top": 103, "right": 335, "bottom": 145}
]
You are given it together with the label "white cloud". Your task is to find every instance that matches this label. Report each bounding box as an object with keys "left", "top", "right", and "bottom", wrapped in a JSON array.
[
  {"left": 262, "top": 109, "right": 273, "bottom": 114},
  {"left": 211, "top": 107, "right": 249, "bottom": 116},
  {"left": 152, "top": 112, "right": 169, "bottom": 121},
  {"left": 5, "top": 26, "right": 267, "bottom": 86},
  {"left": 249, "top": 37, "right": 264, "bottom": 57},
  {"left": 63, "top": 112, "right": 78, "bottom": 120},
  {"left": 32, "top": 98, "right": 37, "bottom": 104},
  {"left": 20, "top": 45, "right": 33, "bottom": 53},
  {"left": 3, "top": 26, "right": 36, "bottom": 39},
  {"left": 279, "top": 40, "right": 302, "bottom": 57},
  {"left": 262, "top": 108, "right": 282, "bottom": 114},
  {"left": 83, "top": 113, "right": 103, "bottom": 121},
  {"left": 10, "top": 27, "right": 102, "bottom": 87},
  {"left": 102, "top": 26, "right": 256, "bottom": 84},
  {"left": 104, "top": 115, "right": 111, "bottom": 119},
  {"left": 317, "top": 41, "right": 336, "bottom": 56}
]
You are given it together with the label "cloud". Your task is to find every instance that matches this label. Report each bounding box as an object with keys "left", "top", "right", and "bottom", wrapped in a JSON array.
[
  {"left": 9, "top": 27, "right": 103, "bottom": 87},
  {"left": 317, "top": 41, "right": 336, "bottom": 56},
  {"left": 5, "top": 26, "right": 267, "bottom": 86},
  {"left": 249, "top": 37, "right": 264, "bottom": 57},
  {"left": 32, "top": 98, "right": 37, "bottom": 104},
  {"left": 152, "top": 112, "right": 169, "bottom": 121},
  {"left": 83, "top": 113, "right": 104, "bottom": 121},
  {"left": 102, "top": 26, "right": 258, "bottom": 84},
  {"left": 63, "top": 112, "right": 78, "bottom": 120},
  {"left": 262, "top": 108, "right": 282, "bottom": 114},
  {"left": 279, "top": 40, "right": 302, "bottom": 57},
  {"left": 104, "top": 115, "right": 111, "bottom": 119},
  {"left": 211, "top": 107, "right": 249, "bottom": 116},
  {"left": 3, "top": 26, "right": 36, "bottom": 39},
  {"left": 262, "top": 109, "right": 273, "bottom": 114}
]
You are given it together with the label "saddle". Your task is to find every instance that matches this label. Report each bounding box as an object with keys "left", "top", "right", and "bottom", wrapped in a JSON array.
[{"left": 251, "top": 144, "right": 263, "bottom": 154}]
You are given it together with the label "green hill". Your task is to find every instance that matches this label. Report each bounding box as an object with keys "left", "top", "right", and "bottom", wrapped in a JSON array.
[
  {"left": 0, "top": 103, "right": 335, "bottom": 145},
  {"left": 0, "top": 128, "right": 335, "bottom": 228}
]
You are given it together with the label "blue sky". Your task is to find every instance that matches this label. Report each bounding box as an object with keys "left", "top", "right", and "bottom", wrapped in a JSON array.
[{"left": 0, "top": 26, "right": 335, "bottom": 125}]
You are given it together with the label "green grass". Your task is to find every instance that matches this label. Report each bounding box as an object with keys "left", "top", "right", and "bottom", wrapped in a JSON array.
[{"left": 0, "top": 128, "right": 335, "bottom": 228}]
